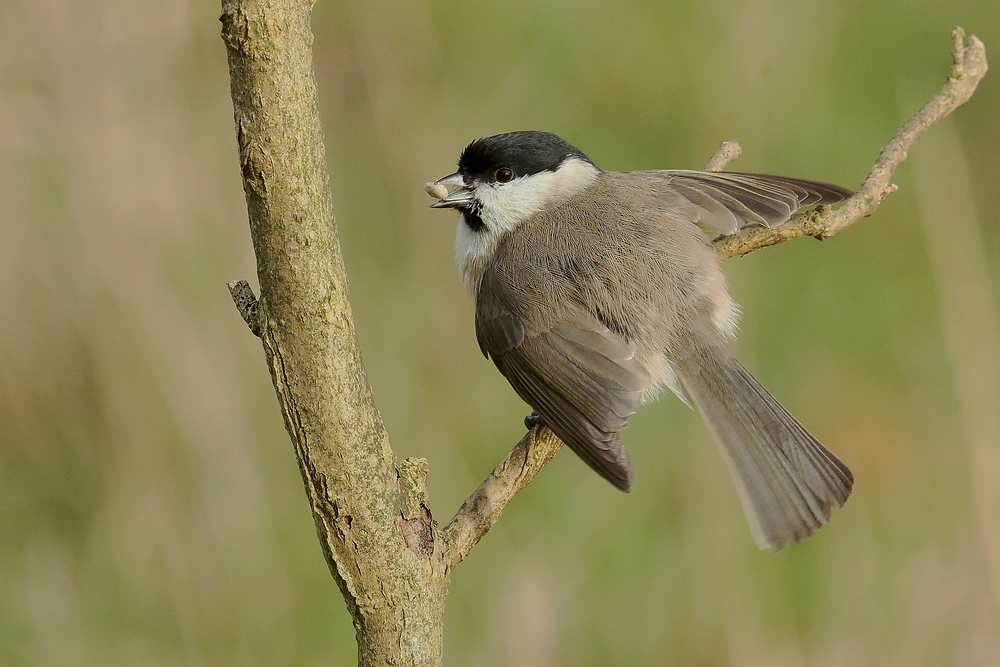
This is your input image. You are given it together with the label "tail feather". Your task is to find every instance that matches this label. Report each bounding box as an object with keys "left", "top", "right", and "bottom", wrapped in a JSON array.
[{"left": 675, "top": 346, "right": 853, "bottom": 551}]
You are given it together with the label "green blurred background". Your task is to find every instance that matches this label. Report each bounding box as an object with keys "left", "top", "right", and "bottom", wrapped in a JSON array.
[{"left": 2, "top": 0, "right": 999, "bottom": 664}]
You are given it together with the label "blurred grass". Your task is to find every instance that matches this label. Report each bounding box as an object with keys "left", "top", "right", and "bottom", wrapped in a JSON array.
[{"left": 1, "top": 0, "right": 998, "bottom": 665}]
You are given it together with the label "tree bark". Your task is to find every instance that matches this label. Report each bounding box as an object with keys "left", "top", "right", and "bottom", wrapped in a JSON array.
[{"left": 219, "top": 4, "right": 987, "bottom": 663}]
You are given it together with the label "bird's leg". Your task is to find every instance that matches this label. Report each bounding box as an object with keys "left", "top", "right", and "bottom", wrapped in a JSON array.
[{"left": 524, "top": 411, "right": 542, "bottom": 430}]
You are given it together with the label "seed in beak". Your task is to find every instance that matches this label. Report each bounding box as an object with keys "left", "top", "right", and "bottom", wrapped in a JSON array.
[{"left": 424, "top": 182, "right": 449, "bottom": 200}]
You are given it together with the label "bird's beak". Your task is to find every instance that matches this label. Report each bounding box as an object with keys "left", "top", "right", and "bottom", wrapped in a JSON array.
[{"left": 425, "top": 172, "right": 474, "bottom": 209}]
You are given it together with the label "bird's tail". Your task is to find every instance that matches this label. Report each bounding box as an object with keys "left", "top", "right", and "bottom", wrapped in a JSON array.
[{"left": 674, "top": 344, "right": 853, "bottom": 551}]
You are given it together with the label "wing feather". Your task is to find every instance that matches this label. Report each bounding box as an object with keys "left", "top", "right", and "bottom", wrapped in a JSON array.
[
  {"left": 476, "top": 305, "right": 651, "bottom": 491},
  {"left": 636, "top": 169, "right": 854, "bottom": 233}
]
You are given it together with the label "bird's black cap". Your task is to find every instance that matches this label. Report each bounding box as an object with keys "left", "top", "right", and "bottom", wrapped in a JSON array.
[{"left": 457, "top": 131, "right": 595, "bottom": 180}]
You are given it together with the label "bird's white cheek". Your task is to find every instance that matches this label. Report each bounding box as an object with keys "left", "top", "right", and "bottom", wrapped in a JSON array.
[
  {"left": 478, "top": 163, "right": 599, "bottom": 225},
  {"left": 476, "top": 181, "right": 549, "bottom": 234}
]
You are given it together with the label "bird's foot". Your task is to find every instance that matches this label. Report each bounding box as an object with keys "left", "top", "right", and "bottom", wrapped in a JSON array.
[{"left": 524, "top": 411, "right": 542, "bottom": 430}]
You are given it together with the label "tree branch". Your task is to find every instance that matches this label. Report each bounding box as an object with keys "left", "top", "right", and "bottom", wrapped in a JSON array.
[
  {"left": 713, "top": 27, "right": 987, "bottom": 259},
  {"left": 442, "top": 27, "right": 988, "bottom": 566},
  {"left": 443, "top": 426, "right": 563, "bottom": 568},
  {"left": 703, "top": 140, "right": 742, "bottom": 172},
  {"left": 227, "top": 279, "right": 262, "bottom": 336},
  {"left": 220, "top": 1, "right": 446, "bottom": 664}
]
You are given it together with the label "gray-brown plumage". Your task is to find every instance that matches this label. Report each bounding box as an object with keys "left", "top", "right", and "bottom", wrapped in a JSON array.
[{"left": 429, "top": 131, "right": 855, "bottom": 550}]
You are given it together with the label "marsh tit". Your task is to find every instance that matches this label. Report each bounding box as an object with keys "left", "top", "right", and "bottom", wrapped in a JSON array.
[{"left": 426, "top": 130, "right": 853, "bottom": 551}]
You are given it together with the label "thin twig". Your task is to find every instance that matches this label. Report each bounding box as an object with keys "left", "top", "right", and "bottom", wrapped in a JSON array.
[
  {"left": 703, "top": 141, "right": 742, "bottom": 172},
  {"left": 713, "top": 27, "right": 987, "bottom": 259},
  {"left": 443, "top": 427, "right": 563, "bottom": 568}
]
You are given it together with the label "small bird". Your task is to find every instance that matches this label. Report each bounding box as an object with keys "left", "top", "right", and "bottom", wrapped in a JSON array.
[{"left": 426, "top": 130, "right": 853, "bottom": 551}]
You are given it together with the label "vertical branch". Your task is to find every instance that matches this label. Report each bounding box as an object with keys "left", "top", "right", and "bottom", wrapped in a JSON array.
[{"left": 220, "top": 1, "right": 447, "bottom": 664}]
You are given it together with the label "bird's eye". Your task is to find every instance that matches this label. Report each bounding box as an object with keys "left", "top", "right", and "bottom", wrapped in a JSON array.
[{"left": 495, "top": 166, "right": 515, "bottom": 183}]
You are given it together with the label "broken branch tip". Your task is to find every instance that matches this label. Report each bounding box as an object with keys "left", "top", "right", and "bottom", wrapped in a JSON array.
[{"left": 228, "top": 279, "right": 262, "bottom": 337}]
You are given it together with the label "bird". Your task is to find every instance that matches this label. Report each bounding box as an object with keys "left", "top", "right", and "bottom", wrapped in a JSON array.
[{"left": 425, "top": 130, "right": 854, "bottom": 551}]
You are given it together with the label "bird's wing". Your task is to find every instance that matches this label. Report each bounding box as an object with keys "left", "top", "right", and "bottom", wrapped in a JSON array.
[
  {"left": 476, "top": 298, "right": 651, "bottom": 492},
  {"left": 635, "top": 170, "right": 854, "bottom": 234}
]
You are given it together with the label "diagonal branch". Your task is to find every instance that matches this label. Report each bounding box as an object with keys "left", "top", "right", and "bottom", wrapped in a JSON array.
[
  {"left": 443, "top": 427, "right": 563, "bottom": 568},
  {"left": 443, "top": 26, "right": 988, "bottom": 568},
  {"left": 713, "top": 27, "right": 987, "bottom": 259}
]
